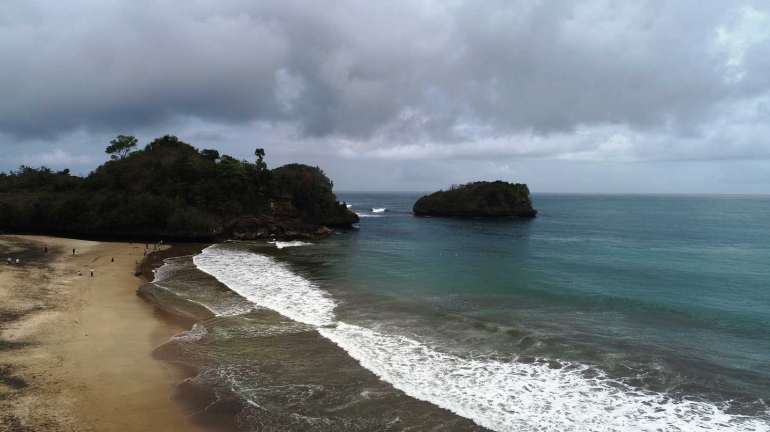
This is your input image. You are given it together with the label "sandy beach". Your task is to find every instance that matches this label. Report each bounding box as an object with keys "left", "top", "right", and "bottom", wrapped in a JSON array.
[{"left": 0, "top": 235, "right": 195, "bottom": 432}]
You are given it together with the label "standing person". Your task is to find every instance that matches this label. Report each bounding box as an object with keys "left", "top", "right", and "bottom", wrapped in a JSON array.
[
  {"left": 44, "top": 246, "right": 48, "bottom": 253},
  {"left": 72, "top": 248, "right": 75, "bottom": 255},
  {"left": 6, "top": 257, "right": 10, "bottom": 265},
  {"left": 15, "top": 258, "right": 20, "bottom": 265},
  {"left": 90, "top": 268, "right": 94, "bottom": 277}
]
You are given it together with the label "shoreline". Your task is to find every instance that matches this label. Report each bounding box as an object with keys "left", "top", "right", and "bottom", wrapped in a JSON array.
[{"left": 0, "top": 235, "right": 197, "bottom": 431}]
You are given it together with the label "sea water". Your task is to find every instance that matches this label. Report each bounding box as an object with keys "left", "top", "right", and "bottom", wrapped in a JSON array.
[{"left": 150, "top": 193, "right": 770, "bottom": 431}]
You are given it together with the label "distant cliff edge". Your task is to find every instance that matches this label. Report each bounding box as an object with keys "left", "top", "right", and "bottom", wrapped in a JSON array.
[
  {"left": 0, "top": 135, "right": 358, "bottom": 240},
  {"left": 413, "top": 181, "right": 537, "bottom": 218}
]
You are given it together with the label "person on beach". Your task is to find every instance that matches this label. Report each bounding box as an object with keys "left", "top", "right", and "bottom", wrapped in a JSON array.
[
  {"left": 111, "top": 257, "right": 114, "bottom": 262},
  {"left": 72, "top": 248, "right": 75, "bottom": 255},
  {"left": 44, "top": 246, "right": 48, "bottom": 253},
  {"left": 15, "top": 258, "right": 20, "bottom": 265},
  {"left": 77, "top": 270, "right": 82, "bottom": 276},
  {"left": 6, "top": 257, "right": 10, "bottom": 265},
  {"left": 90, "top": 268, "right": 94, "bottom": 277}
]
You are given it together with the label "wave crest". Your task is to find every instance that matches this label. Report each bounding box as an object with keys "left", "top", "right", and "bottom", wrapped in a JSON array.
[{"left": 195, "top": 246, "right": 770, "bottom": 431}]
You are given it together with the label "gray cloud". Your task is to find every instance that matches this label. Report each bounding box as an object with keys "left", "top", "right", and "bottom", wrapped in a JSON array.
[{"left": 1, "top": 0, "right": 770, "bottom": 192}]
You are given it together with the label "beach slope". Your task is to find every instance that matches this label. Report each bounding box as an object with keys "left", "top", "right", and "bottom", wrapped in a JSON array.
[{"left": 0, "top": 235, "right": 194, "bottom": 431}]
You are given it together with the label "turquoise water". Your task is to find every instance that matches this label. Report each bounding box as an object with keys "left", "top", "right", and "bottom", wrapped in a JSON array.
[
  {"left": 294, "top": 193, "right": 770, "bottom": 408},
  {"left": 152, "top": 193, "right": 770, "bottom": 431}
]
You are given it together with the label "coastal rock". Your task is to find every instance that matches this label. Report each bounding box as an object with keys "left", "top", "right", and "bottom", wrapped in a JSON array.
[
  {"left": 311, "top": 210, "right": 360, "bottom": 228},
  {"left": 413, "top": 181, "right": 537, "bottom": 218},
  {"left": 230, "top": 217, "right": 333, "bottom": 240}
]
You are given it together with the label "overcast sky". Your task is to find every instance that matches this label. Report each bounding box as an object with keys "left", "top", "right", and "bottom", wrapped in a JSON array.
[{"left": 1, "top": 0, "right": 769, "bottom": 193}]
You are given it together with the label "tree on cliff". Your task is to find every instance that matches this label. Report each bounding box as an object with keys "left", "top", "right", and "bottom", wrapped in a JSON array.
[
  {"left": 200, "top": 149, "right": 220, "bottom": 162},
  {"left": 105, "top": 135, "right": 138, "bottom": 160},
  {"left": 254, "top": 148, "right": 266, "bottom": 171}
]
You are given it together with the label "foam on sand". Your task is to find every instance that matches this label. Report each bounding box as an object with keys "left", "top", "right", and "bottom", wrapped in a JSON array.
[
  {"left": 151, "top": 257, "right": 254, "bottom": 317},
  {"left": 194, "top": 245, "right": 770, "bottom": 432}
]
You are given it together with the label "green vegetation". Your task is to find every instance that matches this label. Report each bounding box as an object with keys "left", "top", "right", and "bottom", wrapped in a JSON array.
[
  {"left": 0, "top": 135, "right": 357, "bottom": 238},
  {"left": 105, "top": 135, "right": 138, "bottom": 160},
  {"left": 413, "top": 181, "right": 536, "bottom": 218}
]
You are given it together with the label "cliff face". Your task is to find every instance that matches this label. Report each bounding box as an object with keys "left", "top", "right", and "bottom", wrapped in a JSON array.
[
  {"left": 413, "top": 181, "right": 537, "bottom": 218},
  {"left": 229, "top": 191, "right": 359, "bottom": 240}
]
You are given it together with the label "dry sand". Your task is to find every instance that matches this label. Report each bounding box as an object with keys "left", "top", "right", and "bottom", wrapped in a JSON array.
[{"left": 0, "top": 235, "right": 196, "bottom": 432}]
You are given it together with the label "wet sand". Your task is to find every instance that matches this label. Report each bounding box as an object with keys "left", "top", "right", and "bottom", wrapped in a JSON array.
[{"left": 0, "top": 235, "right": 195, "bottom": 431}]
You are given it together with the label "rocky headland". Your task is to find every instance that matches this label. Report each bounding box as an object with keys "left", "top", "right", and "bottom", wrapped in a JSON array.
[
  {"left": 413, "top": 181, "right": 537, "bottom": 218},
  {"left": 0, "top": 135, "right": 358, "bottom": 240}
]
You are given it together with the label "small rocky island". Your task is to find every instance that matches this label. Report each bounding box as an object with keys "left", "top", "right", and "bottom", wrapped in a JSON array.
[{"left": 413, "top": 181, "right": 537, "bottom": 218}]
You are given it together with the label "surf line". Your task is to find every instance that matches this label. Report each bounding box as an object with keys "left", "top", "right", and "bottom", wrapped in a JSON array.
[{"left": 193, "top": 245, "right": 770, "bottom": 432}]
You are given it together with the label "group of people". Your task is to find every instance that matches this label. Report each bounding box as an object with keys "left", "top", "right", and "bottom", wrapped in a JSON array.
[
  {"left": 144, "top": 240, "right": 164, "bottom": 257},
  {"left": 75, "top": 268, "right": 94, "bottom": 277},
  {"left": 68, "top": 240, "right": 164, "bottom": 278},
  {"left": 6, "top": 245, "right": 50, "bottom": 266}
]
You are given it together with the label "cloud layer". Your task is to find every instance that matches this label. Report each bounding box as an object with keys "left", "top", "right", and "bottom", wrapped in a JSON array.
[{"left": 1, "top": 0, "right": 770, "bottom": 191}]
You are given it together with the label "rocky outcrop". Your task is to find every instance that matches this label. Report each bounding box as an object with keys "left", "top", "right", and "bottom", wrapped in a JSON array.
[
  {"left": 413, "top": 181, "right": 537, "bottom": 218},
  {"left": 229, "top": 204, "right": 359, "bottom": 240},
  {"left": 310, "top": 211, "right": 360, "bottom": 228},
  {"left": 229, "top": 216, "right": 332, "bottom": 240}
]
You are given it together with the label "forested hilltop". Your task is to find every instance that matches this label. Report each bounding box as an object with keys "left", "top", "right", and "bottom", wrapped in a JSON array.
[
  {"left": 413, "top": 181, "right": 537, "bottom": 218},
  {"left": 0, "top": 135, "right": 358, "bottom": 239}
]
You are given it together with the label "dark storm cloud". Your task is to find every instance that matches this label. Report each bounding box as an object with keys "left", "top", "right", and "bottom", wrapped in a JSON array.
[
  {"left": 2, "top": 1, "right": 768, "bottom": 142},
  {"left": 2, "top": 0, "right": 770, "bottom": 193}
]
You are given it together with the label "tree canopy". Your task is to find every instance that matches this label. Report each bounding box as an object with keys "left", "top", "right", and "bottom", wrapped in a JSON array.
[
  {"left": 105, "top": 135, "right": 138, "bottom": 160},
  {"left": 0, "top": 135, "right": 355, "bottom": 238}
]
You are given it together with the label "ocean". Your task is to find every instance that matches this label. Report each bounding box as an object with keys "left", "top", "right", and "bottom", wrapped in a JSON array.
[{"left": 146, "top": 193, "right": 770, "bottom": 431}]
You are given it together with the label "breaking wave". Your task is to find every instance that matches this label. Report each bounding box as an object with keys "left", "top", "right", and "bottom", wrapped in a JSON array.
[
  {"left": 274, "top": 240, "right": 312, "bottom": 249},
  {"left": 193, "top": 245, "right": 770, "bottom": 432}
]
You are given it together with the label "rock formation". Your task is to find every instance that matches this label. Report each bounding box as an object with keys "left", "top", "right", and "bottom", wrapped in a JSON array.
[{"left": 413, "top": 181, "right": 537, "bottom": 218}]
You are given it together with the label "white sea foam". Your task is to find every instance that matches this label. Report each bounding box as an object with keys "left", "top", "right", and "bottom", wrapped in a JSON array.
[
  {"left": 357, "top": 214, "right": 383, "bottom": 218},
  {"left": 371, "top": 208, "right": 387, "bottom": 213},
  {"left": 151, "top": 258, "right": 179, "bottom": 283},
  {"left": 193, "top": 245, "right": 336, "bottom": 327},
  {"left": 171, "top": 323, "right": 208, "bottom": 342},
  {"left": 320, "top": 323, "right": 769, "bottom": 432},
  {"left": 346, "top": 204, "right": 353, "bottom": 208},
  {"left": 194, "top": 245, "right": 770, "bottom": 432},
  {"left": 274, "top": 240, "right": 312, "bottom": 249}
]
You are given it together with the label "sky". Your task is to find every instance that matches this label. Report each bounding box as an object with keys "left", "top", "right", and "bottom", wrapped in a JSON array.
[{"left": 1, "top": 0, "right": 770, "bottom": 194}]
